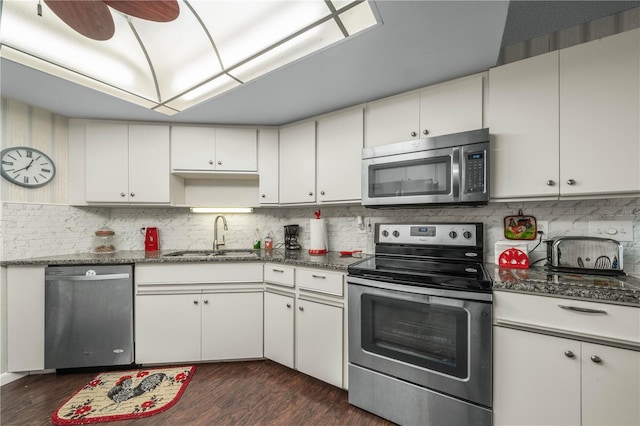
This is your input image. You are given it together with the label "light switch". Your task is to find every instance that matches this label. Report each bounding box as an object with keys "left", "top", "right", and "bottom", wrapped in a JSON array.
[{"left": 588, "top": 220, "right": 633, "bottom": 242}]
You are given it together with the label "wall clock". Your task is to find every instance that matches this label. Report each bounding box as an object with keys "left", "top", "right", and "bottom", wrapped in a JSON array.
[{"left": 1, "top": 146, "right": 56, "bottom": 188}]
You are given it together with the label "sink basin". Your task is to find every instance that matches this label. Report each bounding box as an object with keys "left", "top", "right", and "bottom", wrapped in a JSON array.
[{"left": 162, "top": 250, "right": 259, "bottom": 259}]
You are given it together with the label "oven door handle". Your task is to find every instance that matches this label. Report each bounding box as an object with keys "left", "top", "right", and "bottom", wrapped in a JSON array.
[{"left": 346, "top": 275, "right": 492, "bottom": 302}]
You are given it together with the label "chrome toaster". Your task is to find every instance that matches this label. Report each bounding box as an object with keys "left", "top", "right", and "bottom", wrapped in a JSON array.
[{"left": 546, "top": 236, "right": 624, "bottom": 274}]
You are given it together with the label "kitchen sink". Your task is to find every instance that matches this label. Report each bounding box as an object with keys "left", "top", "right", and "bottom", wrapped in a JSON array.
[{"left": 162, "top": 250, "right": 259, "bottom": 259}]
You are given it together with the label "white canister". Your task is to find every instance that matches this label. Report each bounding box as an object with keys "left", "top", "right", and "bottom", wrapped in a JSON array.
[{"left": 309, "top": 218, "right": 328, "bottom": 255}]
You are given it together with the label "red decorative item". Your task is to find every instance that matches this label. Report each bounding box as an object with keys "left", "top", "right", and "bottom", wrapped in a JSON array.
[
  {"left": 498, "top": 248, "right": 530, "bottom": 269},
  {"left": 145, "top": 227, "right": 160, "bottom": 252}
]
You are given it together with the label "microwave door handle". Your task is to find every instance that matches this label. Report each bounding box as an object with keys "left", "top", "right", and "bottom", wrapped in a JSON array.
[{"left": 452, "top": 147, "right": 460, "bottom": 199}]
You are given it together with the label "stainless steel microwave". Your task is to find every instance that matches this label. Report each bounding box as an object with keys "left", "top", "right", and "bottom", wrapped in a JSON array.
[{"left": 362, "top": 128, "right": 490, "bottom": 208}]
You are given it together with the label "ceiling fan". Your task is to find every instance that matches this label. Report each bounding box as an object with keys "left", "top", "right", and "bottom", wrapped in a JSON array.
[{"left": 43, "top": 0, "right": 180, "bottom": 41}]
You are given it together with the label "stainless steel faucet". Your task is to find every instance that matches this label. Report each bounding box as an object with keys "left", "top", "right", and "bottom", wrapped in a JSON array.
[{"left": 213, "top": 215, "right": 228, "bottom": 251}]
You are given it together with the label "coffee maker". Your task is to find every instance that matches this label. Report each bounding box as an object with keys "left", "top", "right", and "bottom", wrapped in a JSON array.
[{"left": 284, "top": 224, "right": 301, "bottom": 250}]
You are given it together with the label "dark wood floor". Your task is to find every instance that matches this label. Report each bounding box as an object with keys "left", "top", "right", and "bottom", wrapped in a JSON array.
[{"left": 1, "top": 360, "right": 393, "bottom": 425}]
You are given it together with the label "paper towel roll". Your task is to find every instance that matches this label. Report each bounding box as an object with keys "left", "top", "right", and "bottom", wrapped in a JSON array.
[{"left": 309, "top": 219, "right": 328, "bottom": 255}]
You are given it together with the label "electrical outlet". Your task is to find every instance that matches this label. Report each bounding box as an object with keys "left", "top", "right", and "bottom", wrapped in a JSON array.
[{"left": 537, "top": 221, "right": 549, "bottom": 237}]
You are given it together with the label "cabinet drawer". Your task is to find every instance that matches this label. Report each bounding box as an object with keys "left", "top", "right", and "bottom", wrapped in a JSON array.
[
  {"left": 297, "top": 268, "right": 343, "bottom": 297},
  {"left": 264, "top": 264, "right": 295, "bottom": 287},
  {"left": 494, "top": 292, "right": 640, "bottom": 344},
  {"left": 136, "top": 263, "right": 263, "bottom": 284}
]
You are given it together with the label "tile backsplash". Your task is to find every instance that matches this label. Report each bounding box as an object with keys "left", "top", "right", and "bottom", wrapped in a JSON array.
[{"left": 2, "top": 198, "right": 639, "bottom": 275}]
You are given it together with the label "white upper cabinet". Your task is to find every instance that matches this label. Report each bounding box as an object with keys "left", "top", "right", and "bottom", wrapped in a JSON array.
[
  {"left": 84, "top": 122, "right": 176, "bottom": 204},
  {"left": 317, "top": 107, "right": 364, "bottom": 203},
  {"left": 279, "top": 120, "right": 316, "bottom": 204},
  {"left": 559, "top": 28, "right": 640, "bottom": 197},
  {"left": 365, "top": 74, "right": 485, "bottom": 147},
  {"left": 257, "top": 128, "right": 279, "bottom": 205},
  {"left": 171, "top": 125, "right": 257, "bottom": 173},
  {"left": 489, "top": 51, "right": 560, "bottom": 200}
]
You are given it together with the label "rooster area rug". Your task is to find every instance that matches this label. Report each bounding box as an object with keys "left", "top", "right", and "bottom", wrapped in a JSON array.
[{"left": 51, "top": 365, "right": 195, "bottom": 425}]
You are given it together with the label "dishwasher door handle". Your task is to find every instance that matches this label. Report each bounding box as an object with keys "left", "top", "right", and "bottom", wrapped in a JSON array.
[{"left": 46, "top": 273, "right": 130, "bottom": 282}]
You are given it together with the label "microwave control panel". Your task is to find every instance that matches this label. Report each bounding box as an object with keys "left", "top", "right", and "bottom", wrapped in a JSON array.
[{"left": 464, "top": 151, "right": 486, "bottom": 193}]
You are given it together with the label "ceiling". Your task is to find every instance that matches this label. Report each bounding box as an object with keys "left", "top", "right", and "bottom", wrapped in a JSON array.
[{"left": 1, "top": 1, "right": 638, "bottom": 126}]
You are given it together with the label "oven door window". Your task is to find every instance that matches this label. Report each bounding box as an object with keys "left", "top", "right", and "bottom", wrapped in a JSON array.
[
  {"left": 361, "top": 294, "right": 468, "bottom": 379},
  {"left": 368, "top": 156, "right": 451, "bottom": 198}
]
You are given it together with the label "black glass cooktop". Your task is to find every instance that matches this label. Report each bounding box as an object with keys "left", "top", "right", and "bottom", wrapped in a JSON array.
[{"left": 348, "top": 255, "right": 492, "bottom": 293}]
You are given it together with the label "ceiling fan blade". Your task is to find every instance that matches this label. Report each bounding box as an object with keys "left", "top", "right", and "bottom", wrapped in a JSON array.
[
  {"left": 44, "top": 0, "right": 115, "bottom": 41},
  {"left": 102, "top": 1, "right": 180, "bottom": 22}
]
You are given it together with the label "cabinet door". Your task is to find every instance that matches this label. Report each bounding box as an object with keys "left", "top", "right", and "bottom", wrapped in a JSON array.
[
  {"left": 317, "top": 108, "right": 363, "bottom": 203},
  {"left": 258, "top": 129, "right": 279, "bottom": 204},
  {"left": 264, "top": 291, "right": 295, "bottom": 368},
  {"left": 215, "top": 128, "right": 257, "bottom": 171},
  {"left": 489, "top": 51, "right": 560, "bottom": 199},
  {"left": 85, "top": 122, "right": 129, "bottom": 202},
  {"left": 493, "top": 327, "right": 580, "bottom": 426},
  {"left": 419, "top": 76, "right": 483, "bottom": 137},
  {"left": 7, "top": 266, "right": 45, "bottom": 372},
  {"left": 201, "top": 292, "right": 263, "bottom": 360},
  {"left": 296, "top": 299, "right": 343, "bottom": 388},
  {"left": 279, "top": 121, "right": 316, "bottom": 204},
  {"left": 560, "top": 28, "right": 640, "bottom": 196},
  {"left": 582, "top": 343, "right": 640, "bottom": 426},
  {"left": 365, "top": 92, "right": 420, "bottom": 147},
  {"left": 134, "top": 294, "right": 201, "bottom": 364},
  {"left": 170, "top": 125, "right": 216, "bottom": 171},
  {"left": 128, "top": 124, "right": 170, "bottom": 203}
]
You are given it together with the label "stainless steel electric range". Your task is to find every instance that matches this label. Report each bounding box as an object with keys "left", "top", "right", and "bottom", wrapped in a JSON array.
[{"left": 347, "top": 222, "right": 493, "bottom": 426}]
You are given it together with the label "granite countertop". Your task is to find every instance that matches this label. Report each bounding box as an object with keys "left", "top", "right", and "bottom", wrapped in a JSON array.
[
  {"left": 0, "top": 249, "right": 364, "bottom": 272},
  {"left": 489, "top": 264, "right": 640, "bottom": 307}
]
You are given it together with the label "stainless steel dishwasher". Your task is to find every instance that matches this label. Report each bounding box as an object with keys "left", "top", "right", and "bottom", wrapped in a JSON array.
[{"left": 45, "top": 264, "right": 134, "bottom": 369}]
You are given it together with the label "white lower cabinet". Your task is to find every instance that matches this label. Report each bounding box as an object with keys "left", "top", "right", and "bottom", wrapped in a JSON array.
[
  {"left": 263, "top": 291, "right": 295, "bottom": 368},
  {"left": 296, "top": 298, "right": 343, "bottom": 388}
]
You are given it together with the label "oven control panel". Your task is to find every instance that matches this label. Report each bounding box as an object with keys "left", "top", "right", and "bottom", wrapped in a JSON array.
[{"left": 376, "top": 223, "right": 481, "bottom": 246}]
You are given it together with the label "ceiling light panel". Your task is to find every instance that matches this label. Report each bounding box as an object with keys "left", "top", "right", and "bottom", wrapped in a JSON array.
[
  {"left": 1, "top": 1, "right": 158, "bottom": 101},
  {"left": 339, "top": 1, "right": 378, "bottom": 36},
  {"left": 167, "top": 74, "right": 241, "bottom": 111}
]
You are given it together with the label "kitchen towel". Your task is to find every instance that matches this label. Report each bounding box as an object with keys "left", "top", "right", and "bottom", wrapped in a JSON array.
[{"left": 309, "top": 218, "right": 328, "bottom": 255}]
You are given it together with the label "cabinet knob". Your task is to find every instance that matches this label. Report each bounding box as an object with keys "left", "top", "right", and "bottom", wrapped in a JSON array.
[
  {"left": 217, "top": 160, "right": 222, "bottom": 165},
  {"left": 261, "top": 194, "right": 266, "bottom": 198},
  {"left": 410, "top": 131, "right": 417, "bottom": 137},
  {"left": 591, "top": 355, "right": 602, "bottom": 364},
  {"left": 193, "top": 300, "right": 199, "bottom": 305},
  {"left": 286, "top": 303, "right": 291, "bottom": 308},
  {"left": 564, "top": 350, "right": 575, "bottom": 358},
  {"left": 308, "top": 191, "right": 313, "bottom": 196},
  {"left": 299, "top": 306, "right": 304, "bottom": 311},
  {"left": 320, "top": 191, "right": 325, "bottom": 195},
  {"left": 130, "top": 192, "right": 135, "bottom": 197},
  {"left": 567, "top": 179, "right": 576, "bottom": 185},
  {"left": 120, "top": 192, "right": 126, "bottom": 197},
  {"left": 203, "top": 299, "right": 209, "bottom": 304},
  {"left": 546, "top": 180, "right": 556, "bottom": 186},
  {"left": 209, "top": 160, "right": 213, "bottom": 165},
  {"left": 423, "top": 129, "right": 429, "bottom": 135}
]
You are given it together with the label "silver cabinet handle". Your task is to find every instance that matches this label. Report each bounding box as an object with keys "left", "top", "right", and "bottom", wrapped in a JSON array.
[
  {"left": 272, "top": 269, "right": 284, "bottom": 273},
  {"left": 286, "top": 303, "right": 291, "bottom": 308},
  {"left": 567, "top": 179, "right": 576, "bottom": 185},
  {"left": 299, "top": 306, "right": 304, "bottom": 311},
  {"left": 308, "top": 191, "right": 313, "bottom": 196},
  {"left": 203, "top": 299, "right": 209, "bottom": 304},
  {"left": 217, "top": 160, "right": 222, "bottom": 165},
  {"left": 261, "top": 194, "right": 266, "bottom": 198},
  {"left": 130, "top": 192, "right": 135, "bottom": 197},
  {"left": 320, "top": 191, "right": 325, "bottom": 195},
  {"left": 558, "top": 304, "right": 607, "bottom": 314},
  {"left": 410, "top": 131, "right": 417, "bottom": 137},
  {"left": 120, "top": 192, "right": 126, "bottom": 197},
  {"left": 591, "top": 355, "right": 602, "bottom": 364},
  {"left": 564, "top": 350, "right": 575, "bottom": 358},
  {"left": 422, "top": 129, "right": 429, "bottom": 135},
  {"left": 312, "top": 274, "right": 326, "bottom": 279},
  {"left": 209, "top": 160, "right": 213, "bottom": 165},
  {"left": 193, "top": 300, "right": 199, "bottom": 305},
  {"left": 546, "top": 180, "right": 556, "bottom": 186}
]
